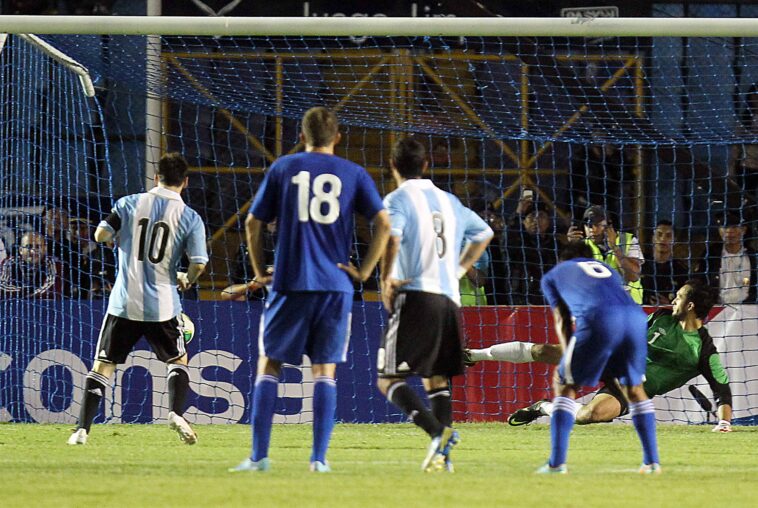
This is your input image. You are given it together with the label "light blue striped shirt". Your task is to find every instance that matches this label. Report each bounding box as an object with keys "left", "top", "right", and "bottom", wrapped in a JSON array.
[
  {"left": 100, "top": 187, "right": 208, "bottom": 321},
  {"left": 384, "top": 179, "right": 493, "bottom": 306}
]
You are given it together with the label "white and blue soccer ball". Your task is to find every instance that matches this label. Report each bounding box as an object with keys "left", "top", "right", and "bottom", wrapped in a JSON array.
[{"left": 180, "top": 312, "right": 195, "bottom": 344}]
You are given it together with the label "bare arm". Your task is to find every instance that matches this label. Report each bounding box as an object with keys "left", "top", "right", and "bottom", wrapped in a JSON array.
[
  {"left": 177, "top": 262, "right": 206, "bottom": 291},
  {"left": 458, "top": 238, "right": 492, "bottom": 279},
  {"left": 339, "top": 209, "right": 391, "bottom": 282},
  {"left": 551, "top": 302, "right": 572, "bottom": 352},
  {"left": 606, "top": 227, "right": 642, "bottom": 282},
  {"left": 245, "top": 214, "right": 270, "bottom": 284},
  {"left": 219, "top": 280, "right": 265, "bottom": 301},
  {"left": 379, "top": 235, "right": 406, "bottom": 312}
]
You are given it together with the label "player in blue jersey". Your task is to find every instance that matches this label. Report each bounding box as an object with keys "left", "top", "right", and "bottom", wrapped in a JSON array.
[
  {"left": 535, "top": 241, "right": 660, "bottom": 474},
  {"left": 230, "top": 107, "right": 391, "bottom": 473},
  {"left": 67, "top": 153, "right": 208, "bottom": 446},
  {"left": 378, "top": 138, "right": 493, "bottom": 472}
]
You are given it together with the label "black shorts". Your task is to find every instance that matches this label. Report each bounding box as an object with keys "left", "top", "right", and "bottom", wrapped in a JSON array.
[
  {"left": 378, "top": 291, "right": 464, "bottom": 379},
  {"left": 95, "top": 313, "right": 187, "bottom": 364},
  {"left": 597, "top": 378, "right": 630, "bottom": 417}
]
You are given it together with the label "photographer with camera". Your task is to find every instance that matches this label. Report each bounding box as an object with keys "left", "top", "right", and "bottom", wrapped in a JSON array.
[{"left": 567, "top": 205, "right": 644, "bottom": 304}]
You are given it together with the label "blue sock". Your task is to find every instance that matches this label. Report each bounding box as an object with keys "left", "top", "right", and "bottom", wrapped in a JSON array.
[
  {"left": 311, "top": 376, "right": 337, "bottom": 463},
  {"left": 630, "top": 400, "right": 660, "bottom": 465},
  {"left": 251, "top": 374, "right": 278, "bottom": 462},
  {"left": 549, "top": 396, "right": 578, "bottom": 467}
]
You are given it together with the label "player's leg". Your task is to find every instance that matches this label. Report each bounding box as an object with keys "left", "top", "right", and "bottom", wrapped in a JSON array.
[
  {"left": 145, "top": 317, "right": 197, "bottom": 445},
  {"left": 627, "top": 384, "right": 660, "bottom": 473},
  {"left": 536, "top": 382, "right": 577, "bottom": 474},
  {"left": 230, "top": 355, "right": 282, "bottom": 472},
  {"left": 377, "top": 376, "right": 448, "bottom": 469},
  {"left": 376, "top": 292, "right": 446, "bottom": 448},
  {"left": 465, "top": 342, "right": 561, "bottom": 366},
  {"left": 232, "top": 290, "right": 307, "bottom": 472},
  {"left": 249, "top": 356, "right": 282, "bottom": 466},
  {"left": 309, "top": 362, "right": 337, "bottom": 472},
  {"left": 419, "top": 295, "right": 465, "bottom": 472},
  {"left": 69, "top": 315, "right": 139, "bottom": 445},
  {"left": 538, "top": 320, "right": 611, "bottom": 473},
  {"left": 575, "top": 389, "right": 626, "bottom": 425},
  {"left": 69, "top": 359, "right": 116, "bottom": 445},
  {"left": 423, "top": 375, "right": 459, "bottom": 472},
  {"left": 305, "top": 292, "right": 353, "bottom": 472},
  {"left": 617, "top": 307, "right": 660, "bottom": 473}
]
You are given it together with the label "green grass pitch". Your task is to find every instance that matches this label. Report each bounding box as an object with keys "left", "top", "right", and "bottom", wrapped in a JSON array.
[{"left": 1, "top": 422, "right": 757, "bottom": 507}]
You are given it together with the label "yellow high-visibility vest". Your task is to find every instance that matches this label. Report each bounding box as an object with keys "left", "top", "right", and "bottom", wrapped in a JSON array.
[{"left": 585, "top": 234, "right": 644, "bottom": 304}]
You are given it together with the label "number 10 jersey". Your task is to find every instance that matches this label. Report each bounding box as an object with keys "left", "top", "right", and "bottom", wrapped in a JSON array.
[{"left": 99, "top": 186, "right": 209, "bottom": 321}]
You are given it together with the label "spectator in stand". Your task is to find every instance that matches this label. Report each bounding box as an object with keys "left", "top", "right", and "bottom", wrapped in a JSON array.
[
  {"left": 504, "top": 194, "right": 560, "bottom": 305},
  {"left": 0, "top": 236, "right": 6, "bottom": 262},
  {"left": 0, "top": 231, "right": 62, "bottom": 298},
  {"left": 567, "top": 205, "right": 644, "bottom": 304},
  {"left": 732, "top": 83, "right": 758, "bottom": 200},
  {"left": 43, "top": 206, "right": 77, "bottom": 296},
  {"left": 701, "top": 213, "right": 758, "bottom": 304},
  {"left": 69, "top": 218, "right": 115, "bottom": 299},
  {"left": 641, "top": 220, "right": 689, "bottom": 305},
  {"left": 482, "top": 209, "right": 508, "bottom": 304}
]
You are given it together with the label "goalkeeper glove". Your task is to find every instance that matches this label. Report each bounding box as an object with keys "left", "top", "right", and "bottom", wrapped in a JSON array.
[{"left": 712, "top": 420, "right": 732, "bottom": 433}]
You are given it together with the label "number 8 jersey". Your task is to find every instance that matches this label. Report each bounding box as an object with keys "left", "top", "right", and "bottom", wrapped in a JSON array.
[
  {"left": 250, "top": 152, "right": 385, "bottom": 293},
  {"left": 383, "top": 179, "right": 493, "bottom": 306},
  {"left": 99, "top": 186, "right": 209, "bottom": 321}
]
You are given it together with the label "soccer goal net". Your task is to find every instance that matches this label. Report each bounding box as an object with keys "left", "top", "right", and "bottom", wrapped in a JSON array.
[{"left": 1, "top": 16, "right": 757, "bottom": 426}]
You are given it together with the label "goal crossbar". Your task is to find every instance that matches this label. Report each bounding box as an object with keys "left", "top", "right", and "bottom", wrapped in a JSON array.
[{"left": 0, "top": 16, "right": 756, "bottom": 37}]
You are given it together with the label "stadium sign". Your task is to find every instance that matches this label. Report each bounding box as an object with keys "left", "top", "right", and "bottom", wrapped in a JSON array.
[{"left": 560, "top": 6, "right": 619, "bottom": 18}]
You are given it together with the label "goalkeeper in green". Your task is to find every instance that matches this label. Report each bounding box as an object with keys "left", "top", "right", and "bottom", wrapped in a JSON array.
[{"left": 465, "top": 279, "right": 733, "bottom": 432}]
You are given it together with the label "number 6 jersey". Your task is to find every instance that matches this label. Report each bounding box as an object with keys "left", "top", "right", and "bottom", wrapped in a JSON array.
[{"left": 99, "top": 186, "right": 209, "bottom": 321}]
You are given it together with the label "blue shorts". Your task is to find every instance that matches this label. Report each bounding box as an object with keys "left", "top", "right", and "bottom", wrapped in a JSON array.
[
  {"left": 558, "top": 305, "right": 647, "bottom": 388},
  {"left": 259, "top": 290, "right": 352, "bottom": 365}
]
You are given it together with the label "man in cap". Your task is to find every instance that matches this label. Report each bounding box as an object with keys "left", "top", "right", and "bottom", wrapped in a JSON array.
[
  {"left": 567, "top": 205, "right": 644, "bottom": 303},
  {"left": 701, "top": 212, "right": 757, "bottom": 304}
]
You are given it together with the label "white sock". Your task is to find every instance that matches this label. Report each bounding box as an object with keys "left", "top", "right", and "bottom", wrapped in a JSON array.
[{"left": 483, "top": 342, "right": 535, "bottom": 363}]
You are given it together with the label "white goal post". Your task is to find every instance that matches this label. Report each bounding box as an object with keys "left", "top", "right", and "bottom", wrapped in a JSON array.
[{"left": 0, "top": 15, "right": 755, "bottom": 37}]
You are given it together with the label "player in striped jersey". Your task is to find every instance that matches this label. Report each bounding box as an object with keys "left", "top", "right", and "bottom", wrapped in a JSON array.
[
  {"left": 377, "top": 137, "right": 493, "bottom": 472},
  {"left": 67, "top": 153, "right": 208, "bottom": 446},
  {"left": 230, "top": 107, "right": 391, "bottom": 473}
]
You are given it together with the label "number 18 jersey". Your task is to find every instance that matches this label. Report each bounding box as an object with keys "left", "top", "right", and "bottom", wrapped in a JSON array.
[
  {"left": 250, "top": 152, "right": 384, "bottom": 293},
  {"left": 100, "top": 186, "right": 209, "bottom": 322}
]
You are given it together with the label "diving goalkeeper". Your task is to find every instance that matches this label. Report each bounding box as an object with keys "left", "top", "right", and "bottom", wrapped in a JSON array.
[{"left": 465, "top": 279, "right": 733, "bottom": 432}]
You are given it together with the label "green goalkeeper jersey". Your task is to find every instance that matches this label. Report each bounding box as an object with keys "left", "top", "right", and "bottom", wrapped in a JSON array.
[{"left": 643, "top": 309, "right": 731, "bottom": 405}]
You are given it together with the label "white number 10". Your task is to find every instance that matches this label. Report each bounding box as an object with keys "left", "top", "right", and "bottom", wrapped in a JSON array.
[{"left": 291, "top": 171, "right": 342, "bottom": 224}]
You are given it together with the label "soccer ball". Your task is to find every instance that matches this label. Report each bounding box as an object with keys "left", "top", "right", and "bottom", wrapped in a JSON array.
[{"left": 180, "top": 312, "right": 195, "bottom": 344}]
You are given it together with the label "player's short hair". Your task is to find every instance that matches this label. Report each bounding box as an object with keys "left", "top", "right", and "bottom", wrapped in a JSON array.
[
  {"left": 158, "top": 153, "right": 189, "bottom": 186},
  {"left": 391, "top": 137, "right": 427, "bottom": 178},
  {"left": 559, "top": 241, "right": 594, "bottom": 261},
  {"left": 301, "top": 107, "right": 339, "bottom": 147},
  {"left": 682, "top": 278, "right": 718, "bottom": 320}
]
